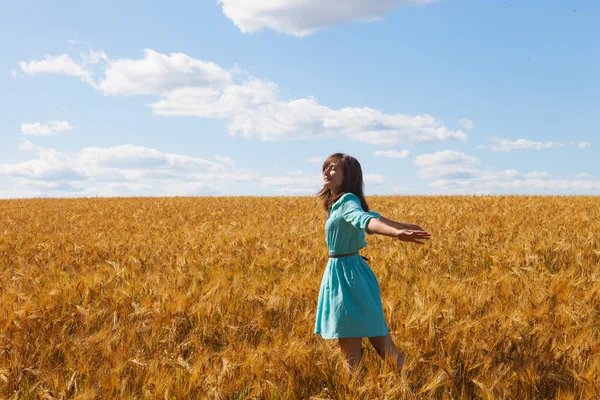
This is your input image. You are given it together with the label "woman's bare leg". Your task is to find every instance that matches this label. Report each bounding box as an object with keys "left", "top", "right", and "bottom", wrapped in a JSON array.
[
  {"left": 338, "top": 337, "right": 363, "bottom": 373},
  {"left": 368, "top": 334, "right": 404, "bottom": 372}
]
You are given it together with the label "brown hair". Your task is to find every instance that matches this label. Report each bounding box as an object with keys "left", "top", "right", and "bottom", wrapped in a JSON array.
[{"left": 317, "top": 153, "right": 370, "bottom": 213}]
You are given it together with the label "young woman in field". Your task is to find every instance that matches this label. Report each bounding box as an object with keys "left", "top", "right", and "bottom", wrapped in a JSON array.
[{"left": 315, "top": 153, "right": 431, "bottom": 374}]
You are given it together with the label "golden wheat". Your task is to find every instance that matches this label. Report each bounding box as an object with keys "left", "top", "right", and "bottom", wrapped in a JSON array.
[{"left": 1, "top": 196, "right": 599, "bottom": 399}]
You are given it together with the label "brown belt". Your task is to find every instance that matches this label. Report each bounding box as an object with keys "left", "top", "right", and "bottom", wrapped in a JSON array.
[{"left": 328, "top": 252, "right": 369, "bottom": 261}]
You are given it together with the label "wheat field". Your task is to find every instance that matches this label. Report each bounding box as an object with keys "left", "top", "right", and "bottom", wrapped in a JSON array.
[{"left": 1, "top": 196, "right": 599, "bottom": 399}]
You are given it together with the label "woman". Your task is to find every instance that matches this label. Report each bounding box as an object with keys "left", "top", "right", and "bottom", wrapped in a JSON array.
[{"left": 315, "top": 153, "right": 431, "bottom": 374}]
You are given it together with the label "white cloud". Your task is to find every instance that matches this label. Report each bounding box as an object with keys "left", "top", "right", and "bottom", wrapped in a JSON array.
[
  {"left": 2, "top": 142, "right": 361, "bottom": 197},
  {"left": 14, "top": 178, "right": 85, "bottom": 192},
  {"left": 260, "top": 174, "right": 322, "bottom": 195},
  {"left": 458, "top": 118, "right": 474, "bottom": 130},
  {"left": 485, "top": 137, "right": 566, "bottom": 152},
  {"left": 99, "top": 49, "right": 233, "bottom": 96},
  {"left": 414, "top": 150, "right": 478, "bottom": 167},
  {"left": 414, "top": 150, "right": 479, "bottom": 180},
  {"left": 18, "top": 140, "right": 41, "bottom": 152},
  {"left": 364, "top": 174, "right": 385, "bottom": 185},
  {"left": 260, "top": 175, "right": 320, "bottom": 188},
  {"left": 0, "top": 142, "right": 239, "bottom": 193},
  {"left": 21, "top": 120, "right": 73, "bottom": 136},
  {"left": 150, "top": 77, "right": 278, "bottom": 119},
  {"left": 68, "top": 39, "right": 89, "bottom": 45},
  {"left": 81, "top": 50, "right": 108, "bottom": 65},
  {"left": 19, "top": 54, "right": 96, "bottom": 87},
  {"left": 0, "top": 146, "right": 85, "bottom": 181},
  {"left": 431, "top": 175, "right": 600, "bottom": 193},
  {"left": 573, "top": 141, "right": 590, "bottom": 149},
  {"left": 79, "top": 144, "right": 224, "bottom": 172},
  {"left": 309, "top": 157, "right": 324, "bottom": 164},
  {"left": 215, "top": 155, "right": 235, "bottom": 166},
  {"left": 226, "top": 99, "right": 467, "bottom": 144},
  {"left": 218, "top": 0, "right": 443, "bottom": 37},
  {"left": 11, "top": 69, "right": 17, "bottom": 77},
  {"left": 524, "top": 171, "right": 551, "bottom": 179},
  {"left": 415, "top": 150, "right": 600, "bottom": 194},
  {"left": 374, "top": 149, "right": 410, "bottom": 158},
  {"left": 19, "top": 48, "right": 465, "bottom": 145}
]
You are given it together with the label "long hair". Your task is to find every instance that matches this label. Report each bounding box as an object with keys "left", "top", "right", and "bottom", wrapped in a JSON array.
[{"left": 317, "top": 153, "right": 369, "bottom": 213}]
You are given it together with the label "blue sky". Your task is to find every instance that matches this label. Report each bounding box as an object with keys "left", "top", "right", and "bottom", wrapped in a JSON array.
[{"left": 1, "top": 0, "right": 598, "bottom": 197}]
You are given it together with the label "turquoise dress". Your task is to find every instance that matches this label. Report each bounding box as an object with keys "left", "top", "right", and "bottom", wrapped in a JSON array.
[{"left": 314, "top": 193, "right": 390, "bottom": 339}]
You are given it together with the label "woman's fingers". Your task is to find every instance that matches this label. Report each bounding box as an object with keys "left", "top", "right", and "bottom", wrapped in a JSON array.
[
  {"left": 404, "top": 229, "right": 431, "bottom": 243},
  {"left": 412, "top": 230, "right": 431, "bottom": 237},
  {"left": 396, "top": 229, "right": 431, "bottom": 243}
]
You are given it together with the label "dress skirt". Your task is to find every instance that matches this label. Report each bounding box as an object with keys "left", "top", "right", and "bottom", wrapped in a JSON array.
[{"left": 314, "top": 254, "right": 389, "bottom": 339}]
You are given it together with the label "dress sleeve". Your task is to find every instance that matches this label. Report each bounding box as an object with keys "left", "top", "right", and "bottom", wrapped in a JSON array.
[
  {"left": 340, "top": 194, "right": 379, "bottom": 233},
  {"left": 366, "top": 211, "right": 381, "bottom": 235},
  {"left": 369, "top": 210, "right": 381, "bottom": 219}
]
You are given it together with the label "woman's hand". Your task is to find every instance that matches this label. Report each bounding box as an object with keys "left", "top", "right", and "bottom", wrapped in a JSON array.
[{"left": 395, "top": 229, "right": 431, "bottom": 244}]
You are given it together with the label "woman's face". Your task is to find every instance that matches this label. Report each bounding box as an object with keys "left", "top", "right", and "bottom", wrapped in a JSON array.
[{"left": 323, "top": 162, "right": 343, "bottom": 193}]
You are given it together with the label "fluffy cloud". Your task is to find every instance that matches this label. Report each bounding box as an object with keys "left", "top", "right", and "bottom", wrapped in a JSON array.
[
  {"left": 485, "top": 137, "right": 564, "bottom": 152},
  {"left": 99, "top": 49, "right": 233, "bottom": 96},
  {"left": 19, "top": 54, "right": 96, "bottom": 87},
  {"left": 414, "top": 150, "right": 478, "bottom": 168},
  {"left": 4, "top": 142, "right": 376, "bottom": 197},
  {"left": 259, "top": 176, "right": 319, "bottom": 188},
  {"left": 414, "top": 149, "right": 600, "bottom": 194},
  {"left": 458, "top": 118, "right": 474, "bottom": 130},
  {"left": 431, "top": 174, "right": 600, "bottom": 193},
  {"left": 257, "top": 175, "right": 322, "bottom": 196},
  {"left": 218, "top": 0, "right": 443, "bottom": 37},
  {"left": 21, "top": 120, "right": 73, "bottom": 136},
  {"left": 482, "top": 137, "right": 590, "bottom": 152},
  {"left": 150, "top": 78, "right": 278, "bottom": 119},
  {"left": 414, "top": 150, "right": 479, "bottom": 180},
  {"left": 374, "top": 149, "right": 410, "bottom": 158},
  {"left": 19, "top": 48, "right": 465, "bottom": 145},
  {"left": 0, "top": 150, "right": 85, "bottom": 181},
  {"left": 78, "top": 144, "right": 223, "bottom": 171},
  {"left": 364, "top": 174, "right": 385, "bottom": 185},
  {"left": 0, "top": 141, "right": 246, "bottom": 198},
  {"left": 573, "top": 141, "right": 590, "bottom": 149},
  {"left": 225, "top": 99, "right": 467, "bottom": 144},
  {"left": 215, "top": 155, "right": 235, "bottom": 166},
  {"left": 80, "top": 50, "right": 108, "bottom": 65}
]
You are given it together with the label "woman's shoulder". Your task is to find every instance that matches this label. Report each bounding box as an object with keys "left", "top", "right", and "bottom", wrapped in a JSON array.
[
  {"left": 332, "top": 192, "right": 360, "bottom": 209},
  {"left": 340, "top": 192, "right": 359, "bottom": 202}
]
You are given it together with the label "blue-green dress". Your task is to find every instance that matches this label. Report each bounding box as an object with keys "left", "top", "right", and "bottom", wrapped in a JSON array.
[{"left": 314, "top": 193, "right": 390, "bottom": 339}]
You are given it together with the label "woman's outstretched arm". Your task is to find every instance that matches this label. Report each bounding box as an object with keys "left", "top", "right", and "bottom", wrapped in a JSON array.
[
  {"left": 366, "top": 217, "right": 431, "bottom": 244},
  {"left": 378, "top": 216, "right": 423, "bottom": 232}
]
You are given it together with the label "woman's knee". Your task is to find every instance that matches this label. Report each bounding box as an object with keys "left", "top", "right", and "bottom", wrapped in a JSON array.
[{"left": 338, "top": 337, "right": 363, "bottom": 353}]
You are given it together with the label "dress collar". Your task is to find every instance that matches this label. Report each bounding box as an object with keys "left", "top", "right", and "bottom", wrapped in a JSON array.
[{"left": 330, "top": 192, "right": 355, "bottom": 213}]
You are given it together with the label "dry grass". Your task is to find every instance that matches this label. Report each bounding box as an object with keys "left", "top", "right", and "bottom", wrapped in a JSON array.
[{"left": 1, "top": 196, "right": 600, "bottom": 399}]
